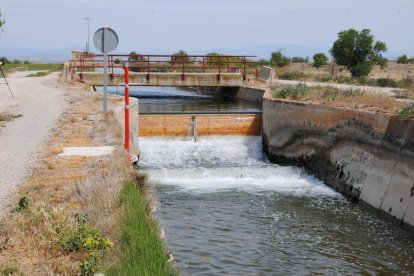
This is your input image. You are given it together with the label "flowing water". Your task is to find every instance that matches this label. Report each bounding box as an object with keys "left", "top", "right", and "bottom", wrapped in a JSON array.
[
  {"left": 98, "top": 86, "right": 262, "bottom": 114},
  {"left": 139, "top": 136, "right": 414, "bottom": 275}
]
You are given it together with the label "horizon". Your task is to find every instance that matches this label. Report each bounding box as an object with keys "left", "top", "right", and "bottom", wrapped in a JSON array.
[{"left": 1, "top": 0, "right": 413, "bottom": 62}]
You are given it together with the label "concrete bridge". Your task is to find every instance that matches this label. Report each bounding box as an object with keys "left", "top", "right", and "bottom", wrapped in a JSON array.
[{"left": 63, "top": 51, "right": 259, "bottom": 87}]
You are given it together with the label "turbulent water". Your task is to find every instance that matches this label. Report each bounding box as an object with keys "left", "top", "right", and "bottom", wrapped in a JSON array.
[{"left": 138, "top": 136, "right": 414, "bottom": 275}]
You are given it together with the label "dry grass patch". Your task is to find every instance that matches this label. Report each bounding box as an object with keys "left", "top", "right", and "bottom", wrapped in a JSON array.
[
  {"left": 273, "top": 85, "right": 409, "bottom": 113},
  {"left": 0, "top": 84, "right": 136, "bottom": 275}
]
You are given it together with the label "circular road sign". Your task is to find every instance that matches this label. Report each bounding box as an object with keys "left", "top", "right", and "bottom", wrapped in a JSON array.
[{"left": 93, "top": 27, "right": 118, "bottom": 54}]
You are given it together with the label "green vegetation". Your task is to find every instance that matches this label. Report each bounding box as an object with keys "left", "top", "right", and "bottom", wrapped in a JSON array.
[
  {"left": 0, "top": 265, "right": 22, "bottom": 276},
  {"left": 2, "top": 63, "right": 63, "bottom": 71},
  {"left": 107, "top": 178, "right": 174, "bottom": 275},
  {"left": 291, "top": 56, "right": 308, "bottom": 63},
  {"left": 274, "top": 85, "right": 366, "bottom": 101},
  {"left": 27, "top": 71, "right": 51, "bottom": 77},
  {"left": 171, "top": 49, "right": 191, "bottom": 65},
  {"left": 13, "top": 195, "right": 29, "bottom": 212},
  {"left": 330, "top": 29, "right": 387, "bottom": 77},
  {"left": 270, "top": 50, "right": 290, "bottom": 67},
  {"left": 397, "top": 55, "right": 414, "bottom": 64},
  {"left": 399, "top": 105, "right": 414, "bottom": 117},
  {"left": 60, "top": 214, "right": 112, "bottom": 275},
  {"left": 206, "top": 52, "right": 242, "bottom": 67},
  {"left": 128, "top": 51, "right": 147, "bottom": 72},
  {"left": 0, "top": 8, "right": 5, "bottom": 29},
  {"left": 313, "top": 53, "right": 328, "bottom": 69},
  {"left": 278, "top": 71, "right": 306, "bottom": 80},
  {"left": 257, "top": 59, "right": 271, "bottom": 66},
  {"left": 315, "top": 75, "right": 412, "bottom": 89},
  {"left": 274, "top": 85, "right": 308, "bottom": 99}
]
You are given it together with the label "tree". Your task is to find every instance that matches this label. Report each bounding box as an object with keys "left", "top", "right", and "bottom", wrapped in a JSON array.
[
  {"left": 128, "top": 51, "right": 147, "bottom": 72},
  {"left": 270, "top": 50, "right": 290, "bottom": 67},
  {"left": 312, "top": 53, "right": 328, "bottom": 69},
  {"left": 0, "top": 9, "right": 5, "bottom": 30},
  {"left": 397, "top": 55, "right": 409, "bottom": 64},
  {"left": 171, "top": 50, "right": 190, "bottom": 66},
  {"left": 330, "top": 29, "right": 387, "bottom": 77}
]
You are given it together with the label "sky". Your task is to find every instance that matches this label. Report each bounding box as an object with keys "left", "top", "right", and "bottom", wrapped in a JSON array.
[{"left": 0, "top": 0, "right": 413, "bottom": 61}]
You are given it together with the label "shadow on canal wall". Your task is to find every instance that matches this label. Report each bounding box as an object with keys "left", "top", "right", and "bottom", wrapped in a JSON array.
[{"left": 261, "top": 95, "right": 414, "bottom": 230}]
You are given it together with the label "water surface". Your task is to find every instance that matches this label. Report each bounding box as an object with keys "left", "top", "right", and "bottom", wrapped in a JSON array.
[
  {"left": 139, "top": 137, "right": 414, "bottom": 275},
  {"left": 97, "top": 86, "right": 262, "bottom": 114}
]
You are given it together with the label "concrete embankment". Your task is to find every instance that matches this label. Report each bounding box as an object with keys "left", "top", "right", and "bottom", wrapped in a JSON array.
[{"left": 261, "top": 95, "right": 414, "bottom": 229}]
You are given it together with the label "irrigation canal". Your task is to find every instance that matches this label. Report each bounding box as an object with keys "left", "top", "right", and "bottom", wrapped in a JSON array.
[{"left": 102, "top": 86, "right": 414, "bottom": 274}]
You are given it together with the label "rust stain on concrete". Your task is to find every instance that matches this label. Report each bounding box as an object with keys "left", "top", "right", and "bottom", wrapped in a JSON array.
[{"left": 139, "top": 114, "right": 262, "bottom": 136}]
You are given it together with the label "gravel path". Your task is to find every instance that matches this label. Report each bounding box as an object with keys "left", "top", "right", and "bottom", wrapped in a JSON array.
[{"left": 0, "top": 72, "right": 67, "bottom": 211}]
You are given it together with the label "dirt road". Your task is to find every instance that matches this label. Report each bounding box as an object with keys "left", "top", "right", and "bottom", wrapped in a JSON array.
[{"left": 0, "top": 72, "right": 67, "bottom": 211}]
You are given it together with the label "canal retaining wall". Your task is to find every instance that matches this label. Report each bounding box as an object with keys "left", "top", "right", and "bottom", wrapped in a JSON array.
[{"left": 262, "top": 95, "right": 414, "bottom": 229}]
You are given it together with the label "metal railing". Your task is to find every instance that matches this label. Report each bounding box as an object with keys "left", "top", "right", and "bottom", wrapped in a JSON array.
[{"left": 69, "top": 53, "right": 258, "bottom": 81}]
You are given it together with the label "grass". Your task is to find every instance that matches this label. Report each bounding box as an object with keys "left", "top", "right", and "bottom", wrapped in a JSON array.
[
  {"left": 273, "top": 85, "right": 407, "bottom": 113},
  {"left": 107, "top": 177, "right": 174, "bottom": 276},
  {"left": 27, "top": 71, "right": 51, "bottom": 77},
  {"left": 3, "top": 63, "right": 63, "bottom": 72},
  {"left": 399, "top": 105, "right": 414, "bottom": 117}
]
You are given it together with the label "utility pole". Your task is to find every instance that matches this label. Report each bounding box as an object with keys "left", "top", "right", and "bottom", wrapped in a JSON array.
[{"left": 84, "top": 17, "right": 91, "bottom": 53}]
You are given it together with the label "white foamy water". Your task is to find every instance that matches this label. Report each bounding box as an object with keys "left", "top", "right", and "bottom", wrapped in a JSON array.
[{"left": 139, "top": 136, "right": 339, "bottom": 197}]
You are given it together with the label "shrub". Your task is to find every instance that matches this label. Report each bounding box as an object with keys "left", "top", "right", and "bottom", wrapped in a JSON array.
[
  {"left": 291, "top": 56, "right": 308, "bottom": 63},
  {"left": 399, "top": 76, "right": 413, "bottom": 88},
  {"left": 270, "top": 50, "right": 290, "bottom": 67},
  {"left": 397, "top": 55, "right": 409, "bottom": 64},
  {"left": 274, "top": 85, "right": 307, "bottom": 99},
  {"left": 278, "top": 71, "right": 306, "bottom": 80},
  {"left": 376, "top": 78, "right": 399, "bottom": 88},
  {"left": 313, "top": 53, "right": 328, "bottom": 69},
  {"left": 13, "top": 195, "right": 29, "bottom": 212},
  {"left": 60, "top": 214, "right": 112, "bottom": 275},
  {"left": 399, "top": 105, "right": 414, "bottom": 117}
]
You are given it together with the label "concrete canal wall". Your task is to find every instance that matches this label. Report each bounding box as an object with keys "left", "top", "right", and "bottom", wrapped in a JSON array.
[
  {"left": 197, "top": 86, "right": 265, "bottom": 104},
  {"left": 139, "top": 114, "right": 262, "bottom": 136},
  {"left": 261, "top": 95, "right": 414, "bottom": 229}
]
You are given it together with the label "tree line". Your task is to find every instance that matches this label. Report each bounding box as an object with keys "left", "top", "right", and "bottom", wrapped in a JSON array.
[{"left": 259, "top": 29, "right": 412, "bottom": 77}]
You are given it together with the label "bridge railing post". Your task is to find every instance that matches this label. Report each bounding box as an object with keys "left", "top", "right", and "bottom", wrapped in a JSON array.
[
  {"left": 147, "top": 55, "right": 150, "bottom": 81},
  {"left": 243, "top": 56, "right": 247, "bottom": 81},
  {"left": 227, "top": 56, "right": 230, "bottom": 72}
]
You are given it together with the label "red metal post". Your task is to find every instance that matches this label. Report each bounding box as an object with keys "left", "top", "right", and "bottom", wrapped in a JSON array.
[
  {"left": 243, "top": 56, "right": 246, "bottom": 81},
  {"left": 147, "top": 55, "right": 150, "bottom": 81},
  {"left": 227, "top": 56, "right": 230, "bottom": 72},
  {"left": 124, "top": 63, "right": 130, "bottom": 161}
]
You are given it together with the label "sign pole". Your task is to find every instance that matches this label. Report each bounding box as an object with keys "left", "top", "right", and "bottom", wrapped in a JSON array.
[
  {"left": 103, "top": 52, "right": 108, "bottom": 113},
  {"left": 93, "top": 27, "right": 118, "bottom": 114},
  {"left": 124, "top": 62, "right": 130, "bottom": 161}
]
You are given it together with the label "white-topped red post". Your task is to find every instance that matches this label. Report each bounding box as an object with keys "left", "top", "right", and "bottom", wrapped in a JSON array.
[{"left": 124, "top": 62, "right": 130, "bottom": 161}]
